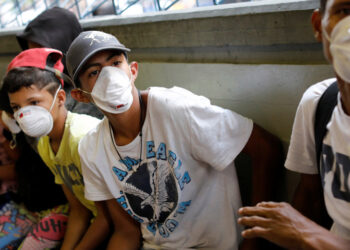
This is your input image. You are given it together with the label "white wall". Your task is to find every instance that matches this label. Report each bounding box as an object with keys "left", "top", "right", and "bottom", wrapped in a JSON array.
[{"left": 137, "top": 62, "right": 334, "bottom": 144}]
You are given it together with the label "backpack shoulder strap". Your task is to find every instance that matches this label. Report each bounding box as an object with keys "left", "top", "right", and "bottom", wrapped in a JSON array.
[{"left": 314, "top": 81, "right": 339, "bottom": 170}]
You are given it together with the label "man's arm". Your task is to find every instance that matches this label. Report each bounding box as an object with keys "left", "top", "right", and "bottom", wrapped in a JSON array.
[
  {"left": 60, "top": 185, "right": 92, "bottom": 250},
  {"left": 241, "top": 123, "right": 284, "bottom": 205},
  {"left": 292, "top": 173, "right": 332, "bottom": 228},
  {"left": 238, "top": 202, "right": 350, "bottom": 250},
  {"left": 75, "top": 201, "right": 112, "bottom": 250},
  {"left": 105, "top": 198, "right": 141, "bottom": 250}
]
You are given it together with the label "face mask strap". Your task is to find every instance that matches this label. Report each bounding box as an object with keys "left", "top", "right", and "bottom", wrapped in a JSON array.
[
  {"left": 49, "top": 85, "right": 62, "bottom": 112},
  {"left": 128, "top": 66, "right": 133, "bottom": 83},
  {"left": 78, "top": 88, "right": 91, "bottom": 95},
  {"left": 322, "top": 26, "right": 331, "bottom": 43},
  {"left": 78, "top": 88, "right": 96, "bottom": 106},
  {"left": 322, "top": 15, "right": 350, "bottom": 43}
]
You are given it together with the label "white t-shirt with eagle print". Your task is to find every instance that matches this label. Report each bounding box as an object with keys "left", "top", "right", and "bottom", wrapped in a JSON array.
[{"left": 79, "top": 86, "right": 253, "bottom": 249}]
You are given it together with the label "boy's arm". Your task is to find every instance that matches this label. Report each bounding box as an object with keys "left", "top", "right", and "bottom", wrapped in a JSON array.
[
  {"left": 238, "top": 123, "right": 284, "bottom": 250},
  {"left": 106, "top": 198, "right": 141, "bottom": 250},
  {"left": 60, "top": 184, "right": 92, "bottom": 250},
  {"left": 75, "top": 200, "right": 112, "bottom": 250},
  {"left": 241, "top": 123, "right": 284, "bottom": 205}
]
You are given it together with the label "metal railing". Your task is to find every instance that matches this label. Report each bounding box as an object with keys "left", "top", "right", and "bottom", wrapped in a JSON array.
[{"left": 0, "top": 0, "right": 256, "bottom": 29}]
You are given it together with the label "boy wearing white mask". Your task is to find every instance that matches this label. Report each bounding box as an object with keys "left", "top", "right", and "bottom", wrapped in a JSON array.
[
  {"left": 1, "top": 48, "right": 110, "bottom": 249},
  {"left": 67, "top": 30, "right": 283, "bottom": 249},
  {"left": 238, "top": 0, "right": 350, "bottom": 249}
]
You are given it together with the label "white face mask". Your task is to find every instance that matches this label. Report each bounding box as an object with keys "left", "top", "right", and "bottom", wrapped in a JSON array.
[
  {"left": 1, "top": 111, "right": 21, "bottom": 134},
  {"left": 13, "top": 86, "right": 61, "bottom": 138},
  {"left": 90, "top": 66, "right": 133, "bottom": 114},
  {"left": 323, "top": 15, "right": 350, "bottom": 83}
]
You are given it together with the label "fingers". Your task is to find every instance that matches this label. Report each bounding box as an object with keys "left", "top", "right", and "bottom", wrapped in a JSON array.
[
  {"left": 257, "top": 201, "right": 290, "bottom": 208},
  {"left": 238, "top": 202, "right": 305, "bottom": 250},
  {"left": 238, "top": 215, "right": 271, "bottom": 228},
  {"left": 241, "top": 226, "right": 300, "bottom": 250},
  {"left": 238, "top": 207, "right": 274, "bottom": 239},
  {"left": 238, "top": 206, "right": 272, "bottom": 217},
  {"left": 257, "top": 201, "right": 279, "bottom": 207},
  {"left": 241, "top": 226, "right": 268, "bottom": 239},
  {"left": 239, "top": 202, "right": 291, "bottom": 218}
]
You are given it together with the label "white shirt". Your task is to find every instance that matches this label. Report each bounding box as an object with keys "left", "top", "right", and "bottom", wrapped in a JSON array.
[
  {"left": 79, "top": 86, "right": 253, "bottom": 249},
  {"left": 285, "top": 78, "right": 350, "bottom": 239}
]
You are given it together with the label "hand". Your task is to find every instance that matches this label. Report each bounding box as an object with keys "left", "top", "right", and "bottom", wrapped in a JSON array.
[{"left": 238, "top": 202, "right": 317, "bottom": 249}]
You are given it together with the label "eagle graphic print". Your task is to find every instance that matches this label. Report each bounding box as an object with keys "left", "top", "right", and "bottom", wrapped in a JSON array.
[{"left": 112, "top": 141, "right": 192, "bottom": 238}]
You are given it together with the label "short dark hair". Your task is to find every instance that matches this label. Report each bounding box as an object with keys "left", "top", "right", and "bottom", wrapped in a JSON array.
[
  {"left": 75, "top": 50, "right": 128, "bottom": 89},
  {"left": 0, "top": 67, "right": 61, "bottom": 113},
  {"left": 320, "top": 0, "right": 327, "bottom": 13}
]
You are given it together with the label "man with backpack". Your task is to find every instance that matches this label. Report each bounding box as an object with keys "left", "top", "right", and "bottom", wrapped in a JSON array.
[{"left": 238, "top": 0, "right": 350, "bottom": 249}]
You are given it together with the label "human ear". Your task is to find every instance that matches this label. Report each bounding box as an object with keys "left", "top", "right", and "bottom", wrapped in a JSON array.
[
  {"left": 312, "top": 9, "right": 323, "bottom": 42},
  {"left": 130, "top": 61, "right": 139, "bottom": 81},
  {"left": 71, "top": 88, "right": 91, "bottom": 103},
  {"left": 57, "top": 89, "right": 66, "bottom": 107}
]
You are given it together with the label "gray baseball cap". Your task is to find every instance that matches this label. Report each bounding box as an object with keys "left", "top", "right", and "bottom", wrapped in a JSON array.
[{"left": 66, "top": 30, "right": 130, "bottom": 85}]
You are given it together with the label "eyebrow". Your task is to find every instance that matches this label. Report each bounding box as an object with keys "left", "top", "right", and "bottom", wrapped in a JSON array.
[
  {"left": 80, "top": 63, "right": 100, "bottom": 74},
  {"left": 10, "top": 96, "right": 40, "bottom": 106},
  {"left": 26, "top": 96, "right": 41, "bottom": 102},
  {"left": 80, "top": 51, "right": 123, "bottom": 74},
  {"left": 107, "top": 52, "right": 122, "bottom": 61}
]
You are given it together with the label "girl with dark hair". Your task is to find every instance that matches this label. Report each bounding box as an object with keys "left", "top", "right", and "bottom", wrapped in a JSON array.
[{"left": 0, "top": 112, "right": 68, "bottom": 249}]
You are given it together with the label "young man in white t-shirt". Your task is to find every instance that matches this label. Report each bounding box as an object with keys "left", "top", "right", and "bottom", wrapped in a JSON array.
[
  {"left": 66, "top": 30, "right": 283, "bottom": 249},
  {"left": 238, "top": 0, "right": 350, "bottom": 249}
]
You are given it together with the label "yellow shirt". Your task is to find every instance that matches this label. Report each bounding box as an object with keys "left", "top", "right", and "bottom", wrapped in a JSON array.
[{"left": 38, "top": 112, "right": 100, "bottom": 216}]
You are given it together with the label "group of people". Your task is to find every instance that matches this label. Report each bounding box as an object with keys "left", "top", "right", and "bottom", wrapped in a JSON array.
[{"left": 0, "top": 0, "right": 348, "bottom": 249}]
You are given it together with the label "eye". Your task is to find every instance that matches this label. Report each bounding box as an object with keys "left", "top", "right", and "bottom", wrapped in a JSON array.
[
  {"left": 30, "top": 100, "right": 40, "bottom": 106},
  {"left": 88, "top": 69, "right": 100, "bottom": 78},
  {"left": 112, "top": 60, "right": 122, "bottom": 66},
  {"left": 11, "top": 105, "right": 19, "bottom": 112},
  {"left": 335, "top": 7, "right": 350, "bottom": 16}
]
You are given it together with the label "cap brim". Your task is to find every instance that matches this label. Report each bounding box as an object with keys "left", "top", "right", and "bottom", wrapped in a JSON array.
[
  {"left": 73, "top": 45, "right": 130, "bottom": 82},
  {"left": 16, "top": 34, "right": 29, "bottom": 50}
]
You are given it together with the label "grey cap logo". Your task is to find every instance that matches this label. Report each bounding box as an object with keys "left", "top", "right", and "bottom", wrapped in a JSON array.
[{"left": 83, "top": 31, "right": 113, "bottom": 46}]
